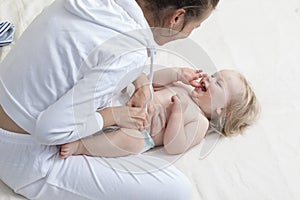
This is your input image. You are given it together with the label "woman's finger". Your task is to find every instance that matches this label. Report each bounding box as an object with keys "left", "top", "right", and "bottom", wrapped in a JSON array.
[
  {"left": 144, "top": 119, "right": 151, "bottom": 130},
  {"left": 136, "top": 121, "right": 144, "bottom": 131},
  {"left": 126, "top": 97, "right": 133, "bottom": 106}
]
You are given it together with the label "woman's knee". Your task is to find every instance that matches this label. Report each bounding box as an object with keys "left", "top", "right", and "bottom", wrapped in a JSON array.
[{"left": 163, "top": 167, "right": 192, "bottom": 200}]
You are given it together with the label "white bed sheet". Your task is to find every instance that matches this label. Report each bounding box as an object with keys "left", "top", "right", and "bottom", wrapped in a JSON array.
[{"left": 1, "top": 0, "right": 300, "bottom": 199}]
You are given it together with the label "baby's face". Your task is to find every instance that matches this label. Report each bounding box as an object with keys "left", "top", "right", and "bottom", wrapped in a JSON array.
[{"left": 191, "top": 70, "right": 242, "bottom": 117}]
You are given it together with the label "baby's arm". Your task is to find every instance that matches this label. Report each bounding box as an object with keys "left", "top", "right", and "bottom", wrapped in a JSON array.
[
  {"left": 163, "top": 94, "right": 209, "bottom": 155},
  {"left": 152, "top": 67, "right": 203, "bottom": 89},
  {"left": 60, "top": 128, "right": 145, "bottom": 158}
]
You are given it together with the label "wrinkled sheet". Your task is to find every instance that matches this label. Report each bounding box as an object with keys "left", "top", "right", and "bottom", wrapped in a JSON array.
[{"left": 1, "top": 0, "right": 300, "bottom": 199}]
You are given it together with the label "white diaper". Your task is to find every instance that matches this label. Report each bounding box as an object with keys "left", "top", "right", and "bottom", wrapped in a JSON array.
[
  {"left": 102, "top": 126, "right": 155, "bottom": 153},
  {"left": 140, "top": 129, "right": 155, "bottom": 153}
]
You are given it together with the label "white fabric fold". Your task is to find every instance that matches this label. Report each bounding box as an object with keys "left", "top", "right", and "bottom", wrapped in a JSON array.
[{"left": 0, "top": 21, "right": 15, "bottom": 47}]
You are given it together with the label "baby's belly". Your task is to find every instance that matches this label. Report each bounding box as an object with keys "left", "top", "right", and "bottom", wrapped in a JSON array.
[
  {"left": 149, "top": 91, "right": 172, "bottom": 146},
  {"left": 149, "top": 114, "right": 166, "bottom": 146}
]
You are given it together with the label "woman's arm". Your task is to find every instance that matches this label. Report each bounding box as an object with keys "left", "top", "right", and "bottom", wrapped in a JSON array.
[
  {"left": 163, "top": 94, "right": 209, "bottom": 155},
  {"left": 33, "top": 52, "right": 148, "bottom": 145}
]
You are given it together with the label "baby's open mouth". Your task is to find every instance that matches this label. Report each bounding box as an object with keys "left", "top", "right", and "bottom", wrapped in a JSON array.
[{"left": 200, "top": 81, "right": 207, "bottom": 92}]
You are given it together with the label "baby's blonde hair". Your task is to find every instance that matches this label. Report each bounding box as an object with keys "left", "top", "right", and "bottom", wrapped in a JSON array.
[{"left": 208, "top": 72, "right": 260, "bottom": 137}]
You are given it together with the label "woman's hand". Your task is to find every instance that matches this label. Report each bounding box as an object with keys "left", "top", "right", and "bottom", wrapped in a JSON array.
[
  {"left": 98, "top": 106, "right": 150, "bottom": 131},
  {"left": 127, "top": 84, "right": 153, "bottom": 108},
  {"left": 127, "top": 73, "right": 153, "bottom": 108},
  {"left": 114, "top": 106, "right": 150, "bottom": 130},
  {"left": 178, "top": 68, "right": 205, "bottom": 88},
  {"left": 147, "top": 103, "right": 167, "bottom": 136}
]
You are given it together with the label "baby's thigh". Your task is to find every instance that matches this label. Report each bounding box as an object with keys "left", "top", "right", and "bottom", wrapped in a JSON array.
[{"left": 118, "top": 128, "right": 145, "bottom": 154}]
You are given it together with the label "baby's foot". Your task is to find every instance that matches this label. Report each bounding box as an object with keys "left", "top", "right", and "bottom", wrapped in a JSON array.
[{"left": 60, "top": 141, "right": 81, "bottom": 159}]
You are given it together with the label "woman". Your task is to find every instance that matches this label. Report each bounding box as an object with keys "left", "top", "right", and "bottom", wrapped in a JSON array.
[{"left": 0, "top": 0, "right": 219, "bottom": 199}]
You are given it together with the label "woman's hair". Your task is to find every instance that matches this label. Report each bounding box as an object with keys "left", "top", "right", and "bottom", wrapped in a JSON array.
[
  {"left": 138, "top": 0, "right": 220, "bottom": 27},
  {"left": 207, "top": 72, "right": 261, "bottom": 137}
]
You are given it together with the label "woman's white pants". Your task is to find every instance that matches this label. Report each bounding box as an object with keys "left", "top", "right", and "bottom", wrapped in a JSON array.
[{"left": 0, "top": 128, "right": 192, "bottom": 200}]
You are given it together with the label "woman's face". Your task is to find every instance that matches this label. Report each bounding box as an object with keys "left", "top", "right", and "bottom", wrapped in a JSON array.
[
  {"left": 190, "top": 70, "right": 243, "bottom": 117},
  {"left": 153, "top": 10, "right": 212, "bottom": 45}
]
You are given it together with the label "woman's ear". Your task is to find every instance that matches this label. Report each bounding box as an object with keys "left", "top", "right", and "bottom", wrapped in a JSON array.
[{"left": 169, "top": 8, "right": 186, "bottom": 27}]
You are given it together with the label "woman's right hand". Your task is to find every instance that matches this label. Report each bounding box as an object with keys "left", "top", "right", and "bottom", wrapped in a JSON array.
[
  {"left": 99, "top": 106, "right": 149, "bottom": 131},
  {"left": 126, "top": 84, "right": 152, "bottom": 108}
]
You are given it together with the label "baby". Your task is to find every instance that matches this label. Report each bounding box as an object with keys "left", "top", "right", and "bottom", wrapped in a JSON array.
[{"left": 60, "top": 67, "right": 260, "bottom": 158}]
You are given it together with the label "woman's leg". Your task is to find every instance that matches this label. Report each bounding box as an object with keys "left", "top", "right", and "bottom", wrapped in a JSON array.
[
  {"left": 60, "top": 128, "right": 145, "bottom": 158},
  {"left": 21, "top": 155, "right": 192, "bottom": 200},
  {"left": 0, "top": 128, "right": 192, "bottom": 200}
]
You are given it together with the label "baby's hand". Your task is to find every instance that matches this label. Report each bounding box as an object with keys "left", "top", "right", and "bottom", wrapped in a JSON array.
[
  {"left": 170, "top": 94, "right": 189, "bottom": 113},
  {"left": 178, "top": 68, "right": 206, "bottom": 88}
]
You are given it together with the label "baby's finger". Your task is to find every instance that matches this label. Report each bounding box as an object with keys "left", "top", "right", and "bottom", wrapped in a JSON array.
[
  {"left": 171, "top": 94, "right": 180, "bottom": 103},
  {"left": 190, "top": 80, "right": 201, "bottom": 87},
  {"left": 200, "top": 73, "right": 208, "bottom": 78},
  {"left": 191, "top": 73, "right": 201, "bottom": 80}
]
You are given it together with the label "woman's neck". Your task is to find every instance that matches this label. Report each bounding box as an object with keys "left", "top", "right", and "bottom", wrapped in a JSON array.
[{"left": 135, "top": 0, "right": 155, "bottom": 27}]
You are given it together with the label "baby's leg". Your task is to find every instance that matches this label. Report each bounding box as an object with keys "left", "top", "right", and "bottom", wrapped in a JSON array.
[
  {"left": 60, "top": 128, "right": 145, "bottom": 158},
  {"left": 60, "top": 140, "right": 85, "bottom": 158}
]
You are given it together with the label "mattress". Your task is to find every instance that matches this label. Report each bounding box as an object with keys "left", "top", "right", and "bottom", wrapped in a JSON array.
[{"left": 1, "top": 0, "right": 300, "bottom": 199}]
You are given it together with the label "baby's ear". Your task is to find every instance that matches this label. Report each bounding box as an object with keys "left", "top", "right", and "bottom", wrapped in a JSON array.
[{"left": 216, "top": 107, "right": 224, "bottom": 116}]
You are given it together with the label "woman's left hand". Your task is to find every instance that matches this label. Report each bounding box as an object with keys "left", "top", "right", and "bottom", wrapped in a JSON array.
[
  {"left": 99, "top": 106, "right": 150, "bottom": 130},
  {"left": 147, "top": 103, "right": 167, "bottom": 136}
]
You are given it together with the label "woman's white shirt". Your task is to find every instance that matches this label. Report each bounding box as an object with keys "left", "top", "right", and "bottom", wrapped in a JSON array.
[{"left": 0, "top": 0, "right": 154, "bottom": 144}]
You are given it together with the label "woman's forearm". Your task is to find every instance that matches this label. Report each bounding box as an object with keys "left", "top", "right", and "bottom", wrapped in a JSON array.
[{"left": 97, "top": 107, "right": 115, "bottom": 128}]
